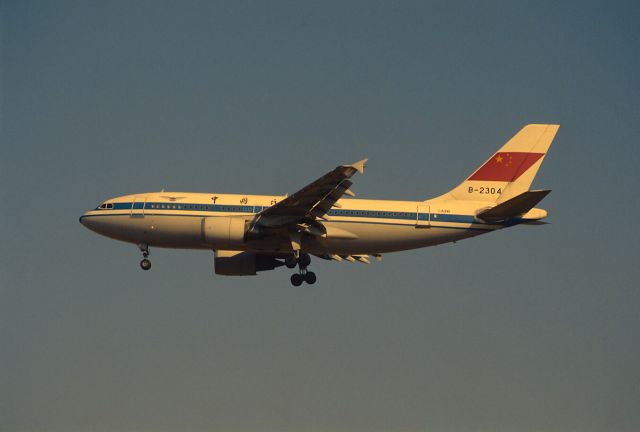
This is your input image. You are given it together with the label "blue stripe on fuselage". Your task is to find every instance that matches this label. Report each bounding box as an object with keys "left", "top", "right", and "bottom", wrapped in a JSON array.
[{"left": 92, "top": 201, "right": 493, "bottom": 226}]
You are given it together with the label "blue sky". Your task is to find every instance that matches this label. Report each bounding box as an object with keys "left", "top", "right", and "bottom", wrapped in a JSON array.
[{"left": 2, "top": 1, "right": 639, "bottom": 431}]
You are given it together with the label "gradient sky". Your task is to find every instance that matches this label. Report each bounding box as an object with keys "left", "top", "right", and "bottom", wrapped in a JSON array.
[{"left": 2, "top": 1, "right": 639, "bottom": 431}]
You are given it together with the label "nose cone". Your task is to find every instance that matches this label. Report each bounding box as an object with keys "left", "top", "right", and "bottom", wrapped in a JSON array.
[
  {"left": 79, "top": 213, "right": 96, "bottom": 231},
  {"left": 79, "top": 210, "right": 115, "bottom": 238}
]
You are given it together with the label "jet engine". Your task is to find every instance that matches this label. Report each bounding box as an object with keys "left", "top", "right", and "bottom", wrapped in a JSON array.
[{"left": 214, "top": 250, "right": 284, "bottom": 276}]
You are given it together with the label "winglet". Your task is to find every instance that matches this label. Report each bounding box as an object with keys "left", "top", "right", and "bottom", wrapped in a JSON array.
[{"left": 350, "top": 158, "right": 368, "bottom": 174}]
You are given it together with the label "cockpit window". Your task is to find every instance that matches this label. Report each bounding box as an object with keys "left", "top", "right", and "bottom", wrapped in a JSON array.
[{"left": 98, "top": 203, "right": 114, "bottom": 210}]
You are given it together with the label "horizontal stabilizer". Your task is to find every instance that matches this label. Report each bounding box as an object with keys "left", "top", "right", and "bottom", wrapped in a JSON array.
[{"left": 476, "top": 190, "right": 551, "bottom": 223}]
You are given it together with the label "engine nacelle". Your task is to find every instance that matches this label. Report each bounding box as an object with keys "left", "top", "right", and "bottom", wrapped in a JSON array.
[
  {"left": 202, "top": 216, "right": 250, "bottom": 249},
  {"left": 214, "top": 250, "right": 284, "bottom": 276}
]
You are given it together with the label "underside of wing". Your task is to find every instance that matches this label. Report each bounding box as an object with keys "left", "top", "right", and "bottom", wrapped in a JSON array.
[{"left": 315, "top": 253, "right": 383, "bottom": 264}]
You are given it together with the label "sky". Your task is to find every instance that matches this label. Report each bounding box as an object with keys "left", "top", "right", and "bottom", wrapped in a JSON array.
[{"left": 1, "top": 1, "right": 639, "bottom": 431}]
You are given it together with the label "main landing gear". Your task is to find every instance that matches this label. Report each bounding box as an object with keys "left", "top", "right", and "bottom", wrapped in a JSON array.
[
  {"left": 287, "top": 252, "right": 316, "bottom": 286},
  {"left": 138, "top": 244, "right": 151, "bottom": 271}
]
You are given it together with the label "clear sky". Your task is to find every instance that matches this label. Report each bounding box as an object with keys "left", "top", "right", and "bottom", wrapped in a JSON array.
[{"left": 1, "top": 1, "right": 639, "bottom": 431}]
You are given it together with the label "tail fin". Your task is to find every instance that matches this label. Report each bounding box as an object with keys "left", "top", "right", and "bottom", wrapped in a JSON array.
[{"left": 441, "top": 124, "right": 559, "bottom": 203}]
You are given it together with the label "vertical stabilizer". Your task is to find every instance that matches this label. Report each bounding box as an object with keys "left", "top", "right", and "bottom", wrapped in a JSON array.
[{"left": 439, "top": 124, "right": 559, "bottom": 203}]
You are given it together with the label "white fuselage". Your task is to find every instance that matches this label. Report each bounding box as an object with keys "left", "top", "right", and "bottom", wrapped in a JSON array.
[
  {"left": 80, "top": 191, "right": 504, "bottom": 255},
  {"left": 78, "top": 125, "right": 557, "bottom": 283}
]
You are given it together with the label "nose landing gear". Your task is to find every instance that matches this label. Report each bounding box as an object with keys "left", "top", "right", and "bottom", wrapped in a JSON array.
[
  {"left": 138, "top": 244, "right": 151, "bottom": 271},
  {"left": 289, "top": 252, "right": 316, "bottom": 286}
]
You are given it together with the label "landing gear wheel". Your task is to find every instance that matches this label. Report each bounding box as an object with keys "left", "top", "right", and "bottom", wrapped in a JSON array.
[
  {"left": 138, "top": 244, "right": 151, "bottom": 270},
  {"left": 298, "top": 253, "right": 311, "bottom": 268},
  {"left": 285, "top": 255, "right": 298, "bottom": 269},
  {"left": 291, "top": 273, "right": 303, "bottom": 286},
  {"left": 304, "top": 271, "right": 317, "bottom": 285}
]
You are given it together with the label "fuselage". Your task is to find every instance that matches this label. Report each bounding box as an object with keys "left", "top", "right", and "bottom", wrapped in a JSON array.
[{"left": 79, "top": 191, "right": 504, "bottom": 255}]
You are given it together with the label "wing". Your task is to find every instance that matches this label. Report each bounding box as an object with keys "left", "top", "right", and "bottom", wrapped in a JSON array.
[{"left": 254, "top": 158, "right": 367, "bottom": 229}]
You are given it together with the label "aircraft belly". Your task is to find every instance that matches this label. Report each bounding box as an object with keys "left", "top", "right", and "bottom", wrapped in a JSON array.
[
  {"left": 142, "top": 216, "right": 206, "bottom": 248},
  {"left": 308, "top": 221, "right": 485, "bottom": 254}
]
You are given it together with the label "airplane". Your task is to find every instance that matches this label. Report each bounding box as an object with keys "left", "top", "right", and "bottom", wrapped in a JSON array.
[{"left": 80, "top": 124, "right": 559, "bottom": 286}]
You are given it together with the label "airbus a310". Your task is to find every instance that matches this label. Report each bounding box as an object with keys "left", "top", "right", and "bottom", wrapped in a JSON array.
[{"left": 80, "top": 124, "right": 559, "bottom": 286}]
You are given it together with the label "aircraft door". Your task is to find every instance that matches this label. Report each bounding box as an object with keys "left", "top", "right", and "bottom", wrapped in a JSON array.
[
  {"left": 130, "top": 196, "right": 147, "bottom": 218},
  {"left": 416, "top": 204, "right": 430, "bottom": 228}
]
